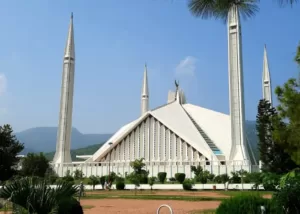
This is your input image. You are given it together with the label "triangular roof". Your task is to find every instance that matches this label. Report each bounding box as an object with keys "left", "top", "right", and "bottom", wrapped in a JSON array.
[{"left": 91, "top": 102, "right": 220, "bottom": 162}]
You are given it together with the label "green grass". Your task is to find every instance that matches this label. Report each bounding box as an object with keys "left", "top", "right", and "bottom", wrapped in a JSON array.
[{"left": 218, "top": 190, "right": 273, "bottom": 197}]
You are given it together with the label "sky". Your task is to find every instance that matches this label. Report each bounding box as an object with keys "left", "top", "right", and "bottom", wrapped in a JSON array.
[{"left": 0, "top": 0, "right": 299, "bottom": 134}]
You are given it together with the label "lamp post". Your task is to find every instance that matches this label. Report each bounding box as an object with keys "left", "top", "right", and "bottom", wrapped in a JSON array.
[{"left": 108, "top": 142, "right": 113, "bottom": 183}]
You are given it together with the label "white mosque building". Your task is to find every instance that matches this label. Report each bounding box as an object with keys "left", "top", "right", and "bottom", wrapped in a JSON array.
[{"left": 52, "top": 11, "right": 272, "bottom": 178}]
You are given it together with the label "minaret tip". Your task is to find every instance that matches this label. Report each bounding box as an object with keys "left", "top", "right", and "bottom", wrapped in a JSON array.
[{"left": 71, "top": 12, "right": 73, "bottom": 19}]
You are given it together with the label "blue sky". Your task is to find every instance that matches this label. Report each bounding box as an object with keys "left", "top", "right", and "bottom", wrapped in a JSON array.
[{"left": 0, "top": 0, "right": 299, "bottom": 134}]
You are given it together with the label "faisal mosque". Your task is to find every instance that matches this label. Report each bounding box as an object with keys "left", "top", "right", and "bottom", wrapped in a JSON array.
[{"left": 52, "top": 9, "right": 272, "bottom": 178}]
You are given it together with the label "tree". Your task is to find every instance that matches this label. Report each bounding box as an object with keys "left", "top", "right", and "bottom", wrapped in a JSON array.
[
  {"left": 188, "top": 0, "right": 259, "bottom": 23},
  {"left": 0, "top": 124, "right": 24, "bottom": 181},
  {"left": 256, "top": 99, "right": 297, "bottom": 173},
  {"left": 88, "top": 175, "right": 100, "bottom": 190},
  {"left": 0, "top": 177, "right": 80, "bottom": 214},
  {"left": 21, "top": 153, "right": 50, "bottom": 177},
  {"left": 73, "top": 169, "right": 84, "bottom": 180},
  {"left": 273, "top": 76, "right": 300, "bottom": 165}
]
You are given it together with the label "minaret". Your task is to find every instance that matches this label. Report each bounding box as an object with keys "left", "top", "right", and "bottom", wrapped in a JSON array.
[
  {"left": 262, "top": 45, "right": 272, "bottom": 104},
  {"left": 141, "top": 64, "right": 149, "bottom": 115},
  {"left": 53, "top": 13, "right": 75, "bottom": 164},
  {"left": 227, "top": 6, "right": 250, "bottom": 162}
]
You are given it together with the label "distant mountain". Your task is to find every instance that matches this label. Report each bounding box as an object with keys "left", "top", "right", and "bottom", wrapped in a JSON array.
[
  {"left": 44, "top": 143, "right": 104, "bottom": 161},
  {"left": 15, "top": 127, "right": 112, "bottom": 154},
  {"left": 16, "top": 121, "right": 258, "bottom": 161}
]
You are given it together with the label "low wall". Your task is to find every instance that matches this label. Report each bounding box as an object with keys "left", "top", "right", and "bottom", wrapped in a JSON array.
[
  {"left": 48, "top": 183, "right": 264, "bottom": 191},
  {"left": 52, "top": 163, "right": 260, "bottom": 178}
]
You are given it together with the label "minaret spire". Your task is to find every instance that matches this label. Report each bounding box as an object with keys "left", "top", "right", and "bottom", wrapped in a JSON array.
[
  {"left": 141, "top": 64, "right": 149, "bottom": 115},
  {"left": 262, "top": 45, "right": 272, "bottom": 104},
  {"left": 53, "top": 13, "right": 76, "bottom": 165},
  {"left": 227, "top": 5, "right": 250, "bottom": 162}
]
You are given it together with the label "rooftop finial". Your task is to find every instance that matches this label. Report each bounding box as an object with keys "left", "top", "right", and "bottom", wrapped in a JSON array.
[{"left": 71, "top": 12, "right": 73, "bottom": 19}]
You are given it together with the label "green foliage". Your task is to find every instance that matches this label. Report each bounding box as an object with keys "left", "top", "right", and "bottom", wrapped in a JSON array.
[
  {"left": 261, "top": 173, "right": 280, "bottom": 191},
  {"left": 73, "top": 169, "right": 84, "bottom": 180},
  {"left": 0, "top": 124, "right": 24, "bottom": 181},
  {"left": 295, "top": 44, "right": 300, "bottom": 65},
  {"left": 21, "top": 153, "right": 50, "bottom": 177},
  {"left": 256, "top": 99, "right": 297, "bottom": 173},
  {"left": 191, "top": 165, "right": 203, "bottom": 177},
  {"left": 44, "top": 167, "right": 59, "bottom": 184},
  {"left": 175, "top": 173, "right": 186, "bottom": 184},
  {"left": 230, "top": 172, "right": 241, "bottom": 183},
  {"left": 0, "top": 177, "right": 80, "bottom": 214},
  {"left": 157, "top": 172, "right": 167, "bottom": 184},
  {"left": 106, "top": 171, "right": 117, "bottom": 183},
  {"left": 88, "top": 175, "right": 100, "bottom": 190},
  {"left": 148, "top": 177, "right": 156, "bottom": 190},
  {"left": 192, "top": 166, "right": 215, "bottom": 184},
  {"left": 100, "top": 176, "right": 106, "bottom": 188},
  {"left": 116, "top": 178, "right": 125, "bottom": 190},
  {"left": 280, "top": 168, "right": 300, "bottom": 188},
  {"left": 182, "top": 179, "right": 194, "bottom": 191},
  {"left": 245, "top": 172, "right": 263, "bottom": 190},
  {"left": 274, "top": 77, "right": 300, "bottom": 165},
  {"left": 216, "top": 194, "right": 273, "bottom": 214},
  {"left": 188, "top": 0, "right": 259, "bottom": 23},
  {"left": 128, "top": 159, "right": 149, "bottom": 188},
  {"left": 272, "top": 177, "right": 300, "bottom": 214}
]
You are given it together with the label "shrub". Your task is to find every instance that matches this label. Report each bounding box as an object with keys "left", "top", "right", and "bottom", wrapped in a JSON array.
[
  {"left": 73, "top": 169, "right": 84, "bottom": 180},
  {"left": 100, "top": 176, "right": 106, "bottom": 189},
  {"left": 140, "top": 175, "right": 148, "bottom": 184},
  {"left": 216, "top": 194, "right": 273, "bottom": 214},
  {"left": 182, "top": 179, "right": 194, "bottom": 190},
  {"left": 116, "top": 181, "right": 125, "bottom": 190},
  {"left": 157, "top": 172, "right": 167, "bottom": 184},
  {"left": 262, "top": 173, "right": 280, "bottom": 191},
  {"left": 272, "top": 177, "right": 300, "bottom": 214},
  {"left": 149, "top": 177, "right": 156, "bottom": 190},
  {"left": 169, "top": 177, "right": 176, "bottom": 183},
  {"left": 175, "top": 173, "right": 186, "bottom": 184}
]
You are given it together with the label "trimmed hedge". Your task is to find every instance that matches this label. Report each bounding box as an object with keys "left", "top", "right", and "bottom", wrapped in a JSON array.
[
  {"left": 116, "top": 181, "right": 125, "bottom": 190},
  {"left": 182, "top": 179, "right": 193, "bottom": 190},
  {"left": 157, "top": 172, "right": 167, "bottom": 184},
  {"left": 175, "top": 173, "right": 186, "bottom": 184}
]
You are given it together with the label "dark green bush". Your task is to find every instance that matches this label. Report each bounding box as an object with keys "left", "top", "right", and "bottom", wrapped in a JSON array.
[
  {"left": 272, "top": 177, "right": 300, "bottom": 214},
  {"left": 157, "top": 172, "right": 167, "bottom": 184},
  {"left": 175, "top": 173, "right": 186, "bottom": 184},
  {"left": 182, "top": 179, "right": 193, "bottom": 190},
  {"left": 262, "top": 173, "right": 280, "bottom": 191},
  {"left": 116, "top": 181, "right": 125, "bottom": 190},
  {"left": 140, "top": 175, "right": 148, "bottom": 184},
  {"left": 100, "top": 176, "right": 106, "bottom": 189},
  {"left": 216, "top": 194, "right": 273, "bottom": 214}
]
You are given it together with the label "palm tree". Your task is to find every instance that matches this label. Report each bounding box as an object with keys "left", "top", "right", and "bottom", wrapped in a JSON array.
[
  {"left": 277, "top": 0, "right": 298, "bottom": 6},
  {"left": 188, "top": 0, "right": 259, "bottom": 23},
  {"left": 0, "top": 177, "right": 80, "bottom": 214}
]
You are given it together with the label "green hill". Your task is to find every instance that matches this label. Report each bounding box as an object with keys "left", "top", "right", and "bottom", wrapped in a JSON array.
[
  {"left": 15, "top": 127, "right": 112, "bottom": 154},
  {"left": 44, "top": 143, "right": 104, "bottom": 161}
]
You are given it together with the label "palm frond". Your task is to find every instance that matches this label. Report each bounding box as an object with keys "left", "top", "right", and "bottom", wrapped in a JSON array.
[
  {"left": 0, "top": 177, "right": 79, "bottom": 214},
  {"left": 188, "top": 0, "right": 259, "bottom": 23},
  {"left": 276, "top": 0, "right": 298, "bottom": 7}
]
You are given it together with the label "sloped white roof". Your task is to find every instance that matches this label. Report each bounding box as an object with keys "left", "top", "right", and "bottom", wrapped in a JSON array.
[
  {"left": 90, "top": 101, "right": 231, "bottom": 162},
  {"left": 91, "top": 117, "right": 142, "bottom": 162},
  {"left": 151, "top": 102, "right": 218, "bottom": 160},
  {"left": 183, "top": 104, "right": 231, "bottom": 158}
]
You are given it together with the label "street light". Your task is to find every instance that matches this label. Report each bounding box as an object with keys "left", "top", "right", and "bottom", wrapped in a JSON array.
[{"left": 108, "top": 142, "right": 113, "bottom": 183}]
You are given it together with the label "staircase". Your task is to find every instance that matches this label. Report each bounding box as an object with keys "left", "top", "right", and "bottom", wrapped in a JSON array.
[{"left": 183, "top": 108, "right": 222, "bottom": 155}]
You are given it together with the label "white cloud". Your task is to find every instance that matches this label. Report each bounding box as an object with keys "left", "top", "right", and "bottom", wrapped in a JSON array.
[
  {"left": 0, "top": 73, "right": 7, "bottom": 96},
  {"left": 175, "top": 56, "right": 197, "bottom": 77}
]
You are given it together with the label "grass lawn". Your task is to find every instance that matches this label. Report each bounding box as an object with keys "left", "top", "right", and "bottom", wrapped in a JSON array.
[{"left": 218, "top": 190, "right": 274, "bottom": 197}]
